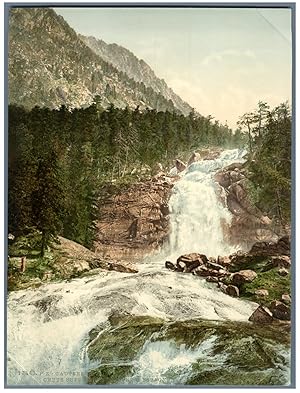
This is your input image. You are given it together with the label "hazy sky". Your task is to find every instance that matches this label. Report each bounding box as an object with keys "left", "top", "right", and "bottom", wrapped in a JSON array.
[{"left": 55, "top": 7, "right": 292, "bottom": 128}]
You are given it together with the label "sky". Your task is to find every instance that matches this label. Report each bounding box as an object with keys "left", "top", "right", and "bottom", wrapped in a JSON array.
[{"left": 55, "top": 7, "right": 292, "bottom": 128}]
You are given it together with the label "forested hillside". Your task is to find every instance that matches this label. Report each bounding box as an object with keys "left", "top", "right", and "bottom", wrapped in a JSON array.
[
  {"left": 238, "top": 101, "right": 291, "bottom": 230},
  {"left": 9, "top": 8, "right": 192, "bottom": 114},
  {"left": 79, "top": 34, "right": 193, "bottom": 115},
  {"left": 8, "top": 103, "right": 240, "bottom": 254}
]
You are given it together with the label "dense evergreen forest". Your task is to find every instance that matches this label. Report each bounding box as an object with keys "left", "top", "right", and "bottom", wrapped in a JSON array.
[
  {"left": 238, "top": 101, "right": 291, "bottom": 229},
  {"left": 8, "top": 100, "right": 291, "bottom": 255}
]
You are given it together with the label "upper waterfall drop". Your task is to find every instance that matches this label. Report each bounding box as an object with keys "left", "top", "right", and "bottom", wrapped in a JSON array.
[{"left": 167, "top": 148, "right": 247, "bottom": 258}]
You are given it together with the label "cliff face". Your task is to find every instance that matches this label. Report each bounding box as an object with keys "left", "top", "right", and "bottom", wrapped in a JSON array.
[
  {"left": 8, "top": 7, "right": 192, "bottom": 114},
  {"left": 214, "top": 162, "right": 285, "bottom": 250},
  {"left": 94, "top": 175, "right": 174, "bottom": 260},
  {"left": 80, "top": 34, "right": 193, "bottom": 115}
]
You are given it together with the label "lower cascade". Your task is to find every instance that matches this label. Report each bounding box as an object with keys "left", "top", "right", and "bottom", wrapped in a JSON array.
[{"left": 7, "top": 149, "right": 291, "bottom": 386}]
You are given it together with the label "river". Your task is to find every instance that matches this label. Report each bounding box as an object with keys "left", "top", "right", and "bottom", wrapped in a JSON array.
[{"left": 7, "top": 149, "right": 291, "bottom": 386}]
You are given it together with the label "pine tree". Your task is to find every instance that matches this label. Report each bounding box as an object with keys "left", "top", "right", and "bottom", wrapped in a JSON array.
[{"left": 31, "top": 151, "right": 65, "bottom": 256}]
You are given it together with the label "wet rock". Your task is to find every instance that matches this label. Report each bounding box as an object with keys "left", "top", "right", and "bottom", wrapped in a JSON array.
[
  {"left": 109, "top": 263, "right": 138, "bottom": 274},
  {"left": 281, "top": 294, "right": 291, "bottom": 305},
  {"left": 232, "top": 270, "right": 257, "bottom": 286},
  {"left": 217, "top": 282, "right": 228, "bottom": 293},
  {"left": 177, "top": 253, "right": 208, "bottom": 273},
  {"left": 183, "top": 261, "right": 201, "bottom": 273},
  {"left": 218, "top": 269, "right": 229, "bottom": 276},
  {"left": 270, "top": 301, "right": 290, "bottom": 321},
  {"left": 206, "top": 261, "right": 224, "bottom": 271},
  {"left": 249, "top": 306, "right": 273, "bottom": 324},
  {"left": 217, "top": 255, "right": 231, "bottom": 267},
  {"left": 206, "top": 276, "right": 219, "bottom": 283},
  {"left": 278, "top": 268, "right": 289, "bottom": 277},
  {"left": 175, "top": 264, "right": 184, "bottom": 273},
  {"left": 214, "top": 171, "right": 231, "bottom": 188},
  {"left": 255, "top": 289, "right": 269, "bottom": 299},
  {"left": 187, "top": 151, "right": 200, "bottom": 166},
  {"left": 175, "top": 159, "right": 187, "bottom": 172},
  {"left": 192, "top": 265, "right": 210, "bottom": 277},
  {"left": 225, "top": 285, "right": 239, "bottom": 297},
  {"left": 31, "top": 294, "right": 62, "bottom": 313},
  {"left": 165, "top": 261, "right": 176, "bottom": 271}
]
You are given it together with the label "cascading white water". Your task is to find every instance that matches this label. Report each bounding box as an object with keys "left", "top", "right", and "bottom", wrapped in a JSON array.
[
  {"left": 167, "top": 148, "right": 246, "bottom": 258},
  {"left": 7, "top": 149, "right": 290, "bottom": 386}
]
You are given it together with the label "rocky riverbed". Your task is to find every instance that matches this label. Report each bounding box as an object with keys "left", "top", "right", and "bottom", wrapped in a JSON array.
[{"left": 165, "top": 236, "right": 291, "bottom": 324}]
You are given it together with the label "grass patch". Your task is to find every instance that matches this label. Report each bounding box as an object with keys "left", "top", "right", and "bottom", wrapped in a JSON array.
[{"left": 240, "top": 267, "right": 291, "bottom": 307}]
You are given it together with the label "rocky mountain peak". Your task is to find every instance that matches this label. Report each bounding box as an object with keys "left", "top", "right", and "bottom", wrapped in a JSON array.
[{"left": 9, "top": 7, "right": 194, "bottom": 115}]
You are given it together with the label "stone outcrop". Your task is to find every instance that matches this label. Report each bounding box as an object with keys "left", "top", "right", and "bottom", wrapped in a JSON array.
[
  {"left": 9, "top": 9, "right": 194, "bottom": 116},
  {"left": 95, "top": 175, "right": 174, "bottom": 260},
  {"left": 176, "top": 253, "right": 208, "bottom": 273},
  {"left": 270, "top": 300, "right": 290, "bottom": 321},
  {"left": 165, "top": 237, "right": 291, "bottom": 314},
  {"left": 214, "top": 162, "right": 285, "bottom": 250},
  {"left": 231, "top": 270, "right": 257, "bottom": 286},
  {"left": 250, "top": 236, "right": 290, "bottom": 256},
  {"left": 227, "top": 237, "right": 291, "bottom": 272},
  {"left": 249, "top": 306, "right": 274, "bottom": 324},
  {"left": 54, "top": 237, "right": 138, "bottom": 277}
]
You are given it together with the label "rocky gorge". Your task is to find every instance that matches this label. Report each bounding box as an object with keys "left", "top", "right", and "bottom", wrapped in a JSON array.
[{"left": 7, "top": 148, "right": 292, "bottom": 386}]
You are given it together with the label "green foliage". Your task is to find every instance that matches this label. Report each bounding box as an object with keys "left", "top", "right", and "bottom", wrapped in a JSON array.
[
  {"left": 8, "top": 102, "right": 242, "bottom": 251},
  {"left": 8, "top": 230, "right": 42, "bottom": 257},
  {"left": 240, "top": 268, "right": 291, "bottom": 307},
  {"left": 239, "top": 101, "right": 291, "bottom": 227}
]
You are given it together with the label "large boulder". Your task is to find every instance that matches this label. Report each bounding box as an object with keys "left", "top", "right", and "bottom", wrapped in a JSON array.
[
  {"left": 108, "top": 262, "right": 138, "bottom": 274},
  {"left": 176, "top": 253, "right": 208, "bottom": 273},
  {"left": 214, "top": 171, "right": 232, "bottom": 188},
  {"left": 249, "top": 236, "right": 290, "bottom": 256},
  {"left": 225, "top": 285, "right": 239, "bottom": 297},
  {"left": 187, "top": 152, "right": 200, "bottom": 166},
  {"left": 249, "top": 306, "right": 273, "bottom": 324},
  {"left": 217, "top": 255, "right": 231, "bottom": 267},
  {"left": 270, "top": 300, "right": 290, "bottom": 321},
  {"left": 231, "top": 269, "right": 257, "bottom": 286},
  {"left": 165, "top": 261, "right": 176, "bottom": 271},
  {"left": 175, "top": 159, "right": 187, "bottom": 172}
]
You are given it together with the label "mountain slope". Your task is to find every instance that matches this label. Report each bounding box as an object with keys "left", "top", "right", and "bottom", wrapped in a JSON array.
[
  {"left": 79, "top": 34, "right": 193, "bottom": 115},
  {"left": 8, "top": 7, "right": 193, "bottom": 115}
]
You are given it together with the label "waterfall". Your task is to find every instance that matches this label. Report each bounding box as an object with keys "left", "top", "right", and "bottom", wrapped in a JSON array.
[
  {"left": 167, "top": 148, "right": 246, "bottom": 257},
  {"left": 7, "top": 149, "right": 290, "bottom": 386}
]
